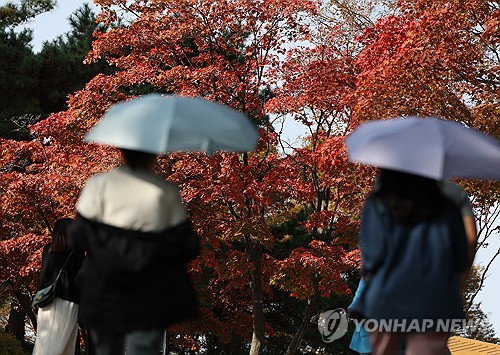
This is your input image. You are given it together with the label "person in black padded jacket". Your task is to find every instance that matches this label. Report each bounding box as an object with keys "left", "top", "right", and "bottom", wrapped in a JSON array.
[{"left": 69, "top": 149, "right": 199, "bottom": 355}]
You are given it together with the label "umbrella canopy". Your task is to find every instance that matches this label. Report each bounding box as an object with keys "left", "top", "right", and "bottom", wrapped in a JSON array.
[
  {"left": 84, "top": 94, "right": 259, "bottom": 154},
  {"left": 345, "top": 116, "right": 500, "bottom": 180}
]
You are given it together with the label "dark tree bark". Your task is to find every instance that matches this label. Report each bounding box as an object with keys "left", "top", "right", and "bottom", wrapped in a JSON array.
[
  {"left": 285, "top": 282, "right": 319, "bottom": 355},
  {"left": 14, "top": 290, "right": 37, "bottom": 331},
  {"left": 249, "top": 243, "right": 265, "bottom": 355},
  {"left": 5, "top": 298, "right": 26, "bottom": 342}
]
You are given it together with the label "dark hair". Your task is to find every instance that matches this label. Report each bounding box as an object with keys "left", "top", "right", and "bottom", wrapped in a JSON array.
[
  {"left": 371, "top": 169, "right": 447, "bottom": 225},
  {"left": 48, "top": 218, "right": 73, "bottom": 253},
  {"left": 121, "top": 149, "right": 157, "bottom": 170}
]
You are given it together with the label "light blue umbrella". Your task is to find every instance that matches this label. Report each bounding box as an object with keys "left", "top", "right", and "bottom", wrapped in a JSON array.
[
  {"left": 345, "top": 116, "right": 500, "bottom": 180},
  {"left": 84, "top": 94, "right": 259, "bottom": 154}
]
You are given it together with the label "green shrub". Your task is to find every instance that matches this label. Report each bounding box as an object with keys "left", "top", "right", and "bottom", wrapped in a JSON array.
[{"left": 0, "top": 332, "right": 24, "bottom": 355}]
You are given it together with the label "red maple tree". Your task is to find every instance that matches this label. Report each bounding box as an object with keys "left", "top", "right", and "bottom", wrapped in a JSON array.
[{"left": 1, "top": 0, "right": 498, "bottom": 352}]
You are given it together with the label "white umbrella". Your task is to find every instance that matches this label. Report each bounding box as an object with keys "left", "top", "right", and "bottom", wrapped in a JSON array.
[
  {"left": 84, "top": 94, "right": 259, "bottom": 154},
  {"left": 345, "top": 116, "right": 500, "bottom": 180}
]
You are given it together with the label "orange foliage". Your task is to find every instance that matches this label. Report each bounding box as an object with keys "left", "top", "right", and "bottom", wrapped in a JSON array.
[{"left": 1, "top": 0, "right": 498, "bottom": 351}]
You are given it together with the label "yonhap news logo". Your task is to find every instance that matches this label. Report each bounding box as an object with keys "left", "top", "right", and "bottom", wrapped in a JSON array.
[
  {"left": 317, "top": 308, "right": 483, "bottom": 343},
  {"left": 317, "top": 309, "right": 349, "bottom": 343}
]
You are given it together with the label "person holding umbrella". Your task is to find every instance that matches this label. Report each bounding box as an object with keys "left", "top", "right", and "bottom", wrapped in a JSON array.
[
  {"left": 344, "top": 116, "right": 500, "bottom": 355},
  {"left": 348, "top": 179, "right": 477, "bottom": 355},
  {"left": 352, "top": 169, "right": 468, "bottom": 354},
  {"left": 68, "top": 94, "right": 259, "bottom": 354},
  {"left": 69, "top": 148, "right": 199, "bottom": 354}
]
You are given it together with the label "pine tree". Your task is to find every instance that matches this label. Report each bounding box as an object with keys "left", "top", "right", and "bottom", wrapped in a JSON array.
[
  {"left": 36, "top": 3, "right": 112, "bottom": 115},
  {"left": 0, "top": 1, "right": 55, "bottom": 139}
]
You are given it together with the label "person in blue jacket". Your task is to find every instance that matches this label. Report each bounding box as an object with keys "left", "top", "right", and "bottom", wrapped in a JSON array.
[{"left": 350, "top": 169, "right": 469, "bottom": 355}]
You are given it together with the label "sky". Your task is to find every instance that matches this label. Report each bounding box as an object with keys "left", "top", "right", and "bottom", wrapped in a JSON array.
[
  {"left": 5, "top": 0, "right": 500, "bottom": 338},
  {"left": 3, "top": 0, "right": 97, "bottom": 52}
]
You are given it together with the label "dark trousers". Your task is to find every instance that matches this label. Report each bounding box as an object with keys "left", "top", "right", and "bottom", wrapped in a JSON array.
[{"left": 90, "top": 329, "right": 164, "bottom": 355}]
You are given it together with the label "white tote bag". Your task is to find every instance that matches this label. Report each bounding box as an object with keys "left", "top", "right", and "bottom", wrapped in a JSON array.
[{"left": 33, "top": 297, "right": 79, "bottom": 355}]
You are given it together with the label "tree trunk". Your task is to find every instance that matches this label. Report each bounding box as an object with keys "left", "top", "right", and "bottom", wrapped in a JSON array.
[
  {"left": 15, "top": 290, "right": 37, "bottom": 331},
  {"left": 285, "top": 297, "right": 317, "bottom": 355},
  {"left": 285, "top": 281, "right": 319, "bottom": 355},
  {"left": 249, "top": 244, "right": 265, "bottom": 355},
  {"left": 5, "top": 298, "right": 26, "bottom": 343}
]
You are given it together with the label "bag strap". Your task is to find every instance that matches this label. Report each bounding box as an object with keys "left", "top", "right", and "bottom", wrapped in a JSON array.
[{"left": 53, "top": 250, "right": 74, "bottom": 285}]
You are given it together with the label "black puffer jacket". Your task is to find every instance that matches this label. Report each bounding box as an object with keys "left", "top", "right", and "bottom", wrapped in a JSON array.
[{"left": 68, "top": 214, "right": 199, "bottom": 333}]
